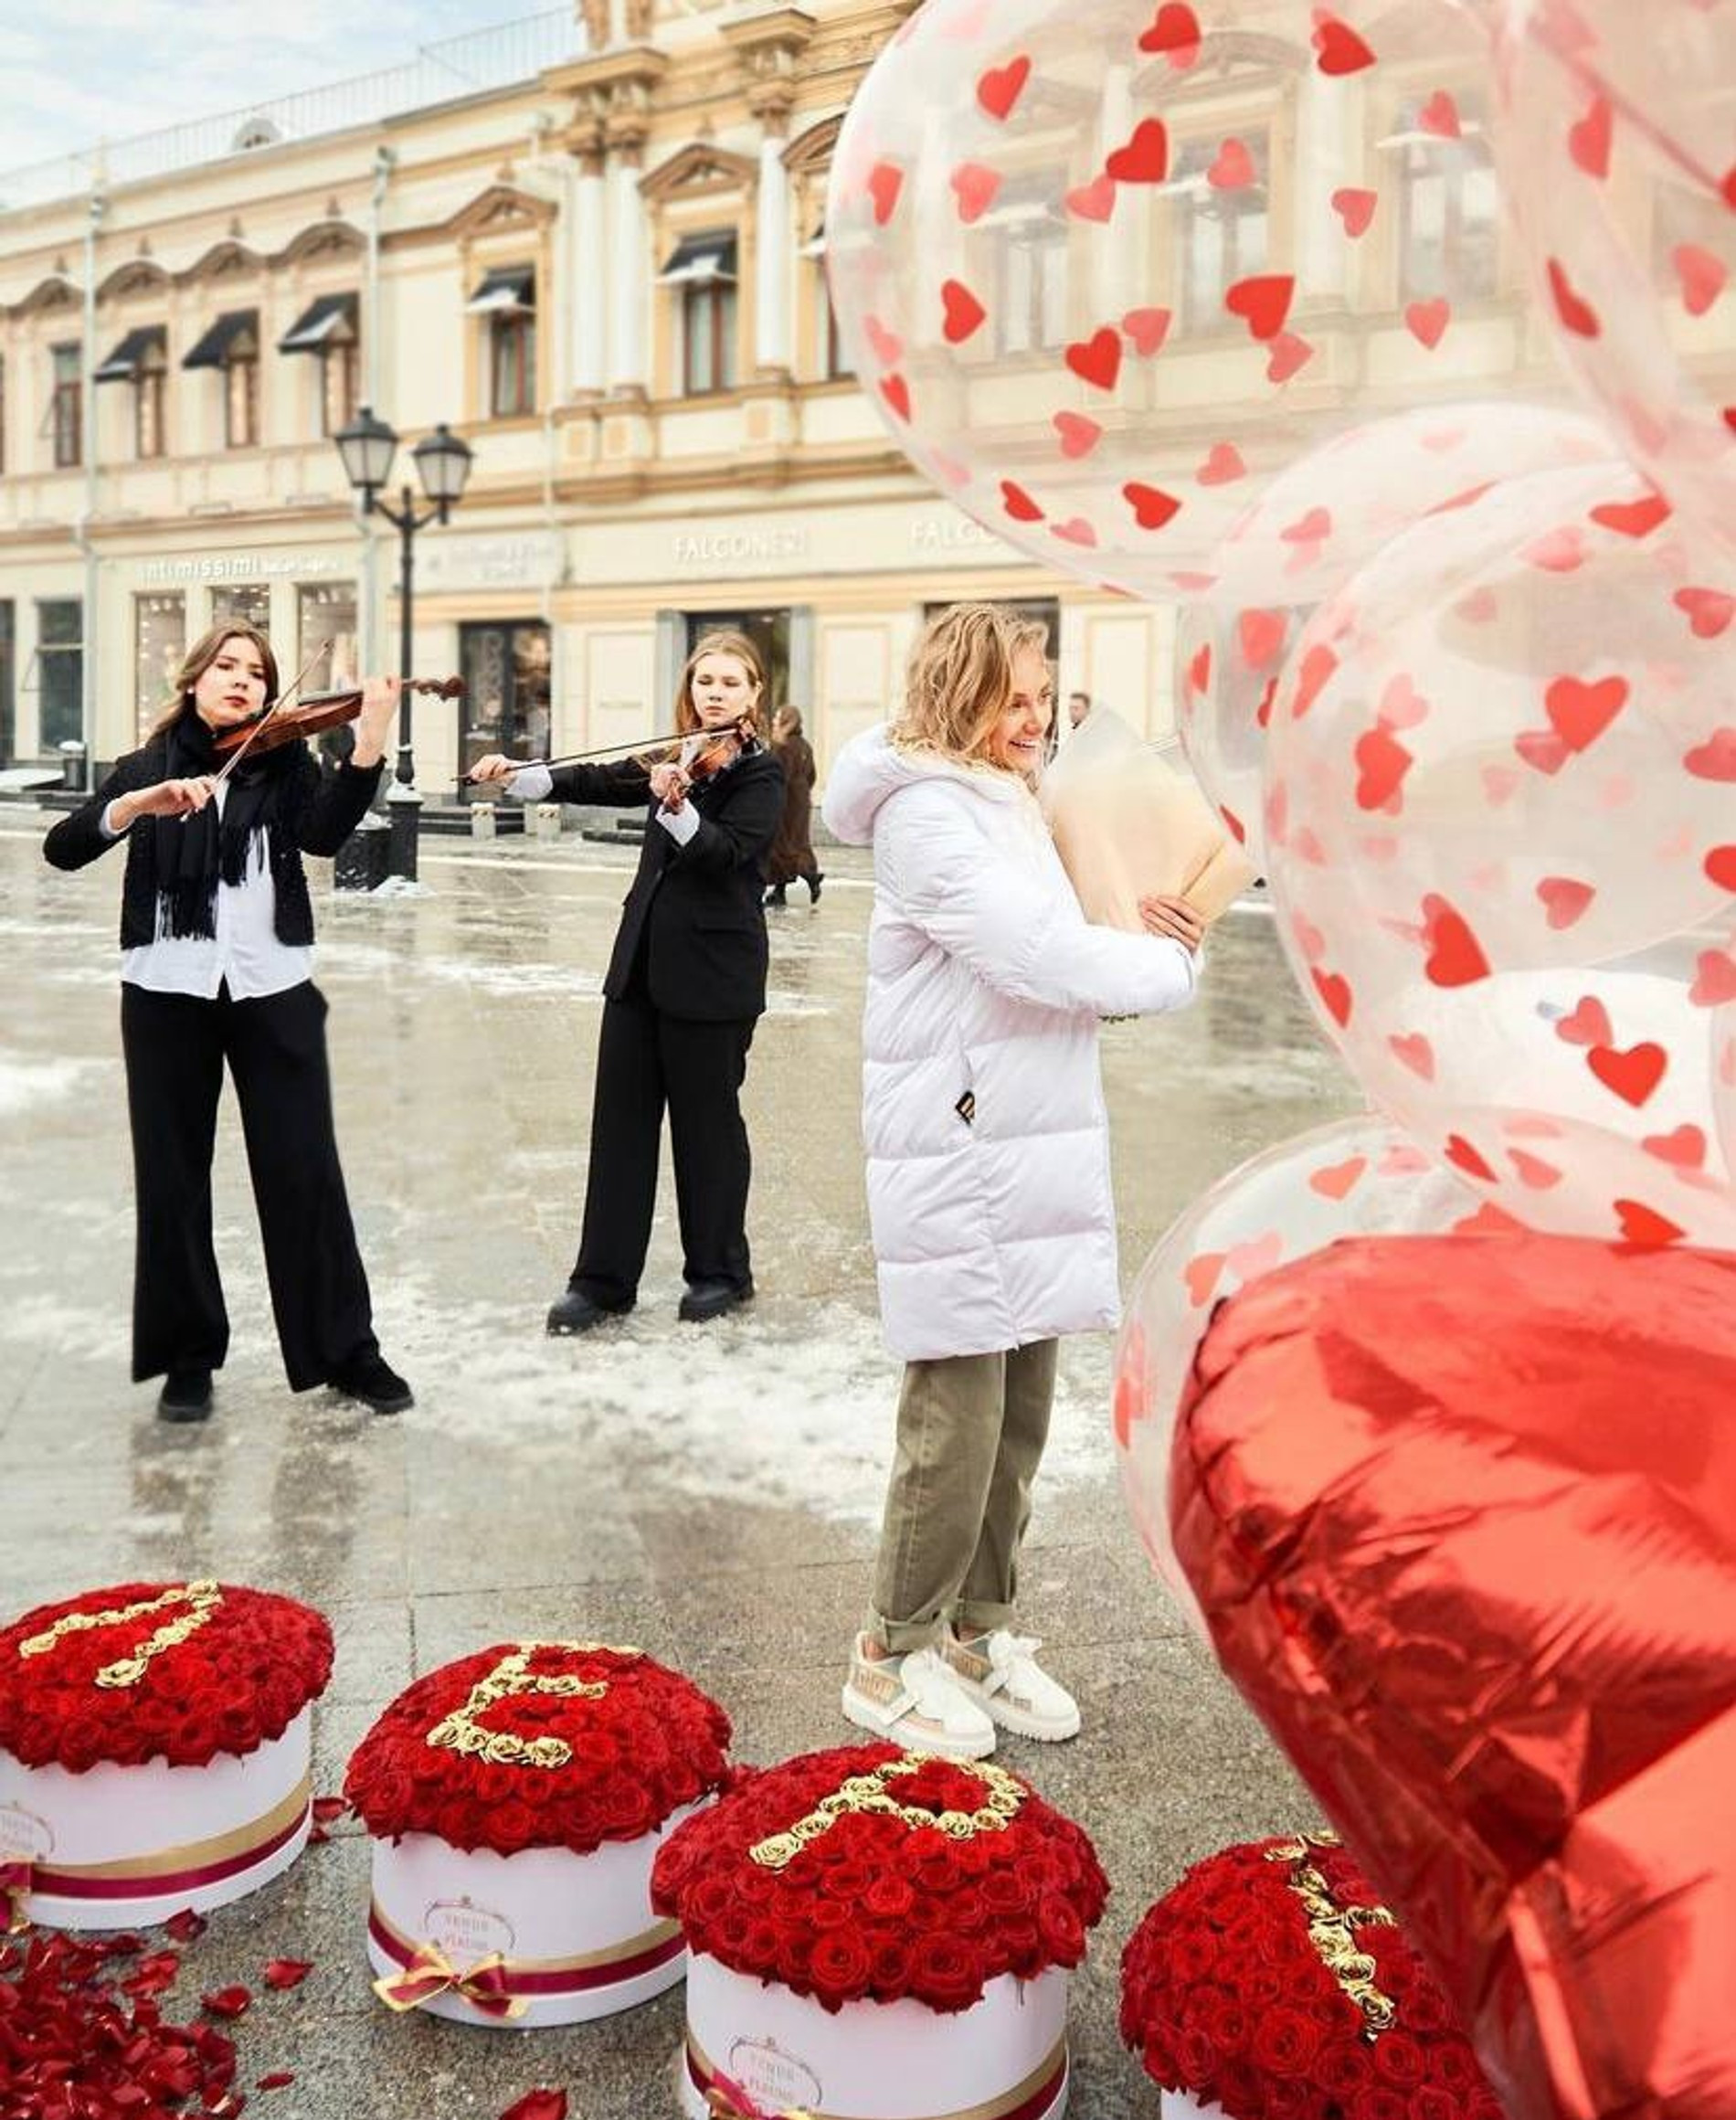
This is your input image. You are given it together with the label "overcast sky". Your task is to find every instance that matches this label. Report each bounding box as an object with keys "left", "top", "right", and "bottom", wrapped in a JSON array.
[{"left": 0, "top": 0, "right": 558, "bottom": 175}]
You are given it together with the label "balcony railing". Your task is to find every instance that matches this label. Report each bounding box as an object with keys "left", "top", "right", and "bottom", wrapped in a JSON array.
[{"left": 0, "top": 9, "right": 576, "bottom": 218}]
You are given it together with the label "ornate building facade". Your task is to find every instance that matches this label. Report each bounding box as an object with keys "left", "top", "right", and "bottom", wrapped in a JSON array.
[{"left": 0, "top": 0, "right": 1598, "bottom": 788}]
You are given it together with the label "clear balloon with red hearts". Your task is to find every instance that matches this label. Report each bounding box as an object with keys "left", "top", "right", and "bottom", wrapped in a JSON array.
[
  {"left": 1112, "top": 1110, "right": 1477, "bottom": 1637},
  {"left": 826, "top": 0, "right": 1502, "bottom": 602},
  {"left": 1490, "top": 0, "right": 1736, "bottom": 564},
  {"left": 1260, "top": 457, "right": 1736, "bottom": 1248}
]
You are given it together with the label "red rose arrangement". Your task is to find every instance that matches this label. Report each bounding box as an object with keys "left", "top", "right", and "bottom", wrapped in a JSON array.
[
  {"left": 344, "top": 1642, "right": 731, "bottom": 1859},
  {"left": 1119, "top": 1834, "right": 1505, "bottom": 2120},
  {"left": 0, "top": 1583, "right": 333, "bottom": 1774},
  {"left": 651, "top": 1743, "right": 1109, "bottom": 2017}
]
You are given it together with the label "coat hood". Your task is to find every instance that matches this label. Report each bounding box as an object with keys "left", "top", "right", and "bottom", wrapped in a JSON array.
[{"left": 821, "top": 723, "right": 1027, "bottom": 846}]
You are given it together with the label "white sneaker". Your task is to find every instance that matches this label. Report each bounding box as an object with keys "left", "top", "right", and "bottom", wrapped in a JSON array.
[
  {"left": 940, "top": 1629, "right": 1081, "bottom": 1743},
  {"left": 841, "top": 1637, "right": 998, "bottom": 1759}
]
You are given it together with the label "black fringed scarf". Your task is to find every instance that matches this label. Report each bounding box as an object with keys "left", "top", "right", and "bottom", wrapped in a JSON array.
[{"left": 151, "top": 709, "right": 301, "bottom": 941}]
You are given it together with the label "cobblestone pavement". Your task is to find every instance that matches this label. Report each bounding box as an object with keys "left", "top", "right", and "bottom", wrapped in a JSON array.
[{"left": 0, "top": 812, "right": 1356, "bottom": 2120}]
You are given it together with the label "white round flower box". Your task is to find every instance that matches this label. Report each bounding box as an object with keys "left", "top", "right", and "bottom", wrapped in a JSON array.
[
  {"left": 0, "top": 1706, "right": 312, "bottom": 1931},
  {"left": 679, "top": 1954, "right": 1071, "bottom": 2120}
]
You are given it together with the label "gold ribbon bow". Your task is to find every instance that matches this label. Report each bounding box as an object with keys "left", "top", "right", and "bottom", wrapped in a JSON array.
[
  {"left": 704, "top": 2073, "right": 816, "bottom": 2120},
  {"left": 372, "top": 1941, "right": 528, "bottom": 2020},
  {"left": 1, "top": 1858, "right": 31, "bottom": 1934}
]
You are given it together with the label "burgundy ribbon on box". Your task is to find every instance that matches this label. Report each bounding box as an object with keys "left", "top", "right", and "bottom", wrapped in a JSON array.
[{"left": 367, "top": 1902, "right": 683, "bottom": 2016}]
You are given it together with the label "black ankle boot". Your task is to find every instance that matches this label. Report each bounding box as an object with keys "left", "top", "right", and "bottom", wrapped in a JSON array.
[{"left": 157, "top": 1368, "right": 213, "bottom": 1422}]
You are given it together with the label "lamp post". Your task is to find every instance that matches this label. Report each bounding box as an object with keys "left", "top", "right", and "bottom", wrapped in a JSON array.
[{"left": 333, "top": 405, "right": 474, "bottom": 881}]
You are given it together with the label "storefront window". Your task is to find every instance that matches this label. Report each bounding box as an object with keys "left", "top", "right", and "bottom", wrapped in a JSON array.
[
  {"left": 681, "top": 609, "right": 790, "bottom": 716},
  {"left": 135, "top": 593, "right": 186, "bottom": 740},
  {"left": 0, "top": 602, "right": 15, "bottom": 763},
  {"left": 459, "top": 621, "right": 552, "bottom": 782},
  {"left": 211, "top": 584, "right": 270, "bottom": 637},
  {"left": 37, "top": 599, "right": 83, "bottom": 749},
  {"left": 298, "top": 582, "right": 358, "bottom": 693}
]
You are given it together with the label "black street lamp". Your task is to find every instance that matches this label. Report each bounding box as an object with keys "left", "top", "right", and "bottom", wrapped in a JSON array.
[{"left": 334, "top": 405, "right": 474, "bottom": 879}]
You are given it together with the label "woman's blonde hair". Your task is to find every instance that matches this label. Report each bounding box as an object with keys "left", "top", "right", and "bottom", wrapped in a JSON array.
[
  {"left": 894, "top": 604, "right": 1051, "bottom": 768},
  {"left": 150, "top": 621, "right": 281, "bottom": 737},
  {"left": 674, "top": 629, "right": 766, "bottom": 736}
]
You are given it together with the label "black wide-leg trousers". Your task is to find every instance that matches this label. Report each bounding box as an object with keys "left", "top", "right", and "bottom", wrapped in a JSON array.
[
  {"left": 121, "top": 980, "right": 377, "bottom": 1388},
  {"left": 570, "top": 991, "right": 756, "bottom": 1309}
]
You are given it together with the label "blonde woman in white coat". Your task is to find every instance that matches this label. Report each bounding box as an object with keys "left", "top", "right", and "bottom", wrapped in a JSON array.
[{"left": 823, "top": 604, "right": 1203, "bottom": 1758}]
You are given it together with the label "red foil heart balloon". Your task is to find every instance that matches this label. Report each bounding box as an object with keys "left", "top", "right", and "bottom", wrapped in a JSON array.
[{"left": 1172, "top": 1232, "right": 1736, "bottom": 2120}]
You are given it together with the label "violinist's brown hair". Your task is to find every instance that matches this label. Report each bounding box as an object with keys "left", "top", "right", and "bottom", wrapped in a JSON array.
[
  {"left": 674, "top": 630, "right": 766, "bottom": 737},
  {"left": 149, "top": 622, "right": 281, "bottom": 737}
]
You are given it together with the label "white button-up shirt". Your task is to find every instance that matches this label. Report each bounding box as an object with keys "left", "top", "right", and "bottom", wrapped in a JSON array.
[{"left": 103, "top": 785, "right": 313, "bottom": 1001}]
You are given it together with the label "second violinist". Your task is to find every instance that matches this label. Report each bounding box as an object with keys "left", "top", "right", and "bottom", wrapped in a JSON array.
[{"left": 472, "top": 630, "right": 784, "bottom": 1333}]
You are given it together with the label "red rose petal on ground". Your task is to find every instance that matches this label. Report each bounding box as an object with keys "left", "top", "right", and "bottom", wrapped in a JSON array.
[
  {"left": 262, "top": 1959, "right": 313, "bottom": 1991},
  {"left": 311, "top": 1795, "right": 349, "bottom": 1824},
  {"left": 165, "top": 1909, "right": 208, "bottom": 1943},
  {"left": 501, "top": 2094, "right": 568, "bottom": 2120},
  {"left": 256, "top": 2075, "right": 296, "bottom": 2094},
  {"left": 201, "top": 1986, "right": 254, "bottom": 2020}
]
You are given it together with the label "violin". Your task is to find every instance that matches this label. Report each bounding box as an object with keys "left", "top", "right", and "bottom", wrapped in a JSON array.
[
  {"left": 213, "top": 677, "right": 466, "bottom": 758},
  {"left": 465, "top": 715, "right": 761, "bottom": 801}
]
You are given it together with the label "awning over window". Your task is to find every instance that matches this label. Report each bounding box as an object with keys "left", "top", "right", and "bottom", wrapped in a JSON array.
[
  {"left": 465, "top": 266, "right": 535, "bottom": 314},
  {"left": 658, "top": 232, "right": 737, "bottom": 286},
  {"left": 94, "top": 324, "right": 166, "bottom": 384},
  {"left": 182, "top": 310, "right": 258, "bottom": 370},
  {"left": 278, "top": 291, "right": 357, "bottom": 353}
]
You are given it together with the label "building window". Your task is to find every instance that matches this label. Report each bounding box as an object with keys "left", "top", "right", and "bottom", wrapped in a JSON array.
[
  {"left": 459, "top": 620, "right": 552, "bottom": 781},
  {"left": 225, "top": 335, "right": 259, "bottom": 448},
  {"left": 37, "top": 599, "right": 83, "bottom": 748},
  {"left": 211, "top": 584, "right": 270, "bottom": 634},
  {"left": 1171, "top": 134, "right": 1271, "bottom": 331},
  {"left": 297, "top": 582, "right": 359, "bottom": 694},
  {"left": 136, "top": 342, "right": 168, "bottom": 459},
  {"left": 0, "top": 355, "right": 6, "bottom": 474},
  {"left": 1392, "top": 91, "right": 1498, "bottom": 302},
  {"left": 51, "top": 344, "right": 81, "bottom": 468},
  {"left": 0, "top": 602, "right": 15, "bottom": 764},
  {"left": 979, "top": 174, "right": 1068, "bottom": 355},
  {"left": 134, "top": 594, "right": 186, "bottom": 741},
  {"left": 279, "top": 293, "right": 361, "bottom": 437},
  {"left": 465, "top": 267, "right": 537, "bottom": 419},
  {"left": 660, "top": 233, "right": 739, "bottom": 396},
  {"left": 183, "top": 310, "right": 260, "bottom": 448}
]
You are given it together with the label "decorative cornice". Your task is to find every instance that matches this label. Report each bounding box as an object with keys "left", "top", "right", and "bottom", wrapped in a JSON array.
[
  {"left": 7, "top": 273, "right": 80, "bottom": 319},
  {"left": 271, "top": 218, "right": 365, "bottom": 268},
  {"left": 96, "top": 259, "right": 170, "bottom": 303},
  {"left": 783, "top": 111, "right": 842, "bottom": 177},
  {"left": 176, "top": 238, "right": 263, "bottom": 286},
  {"left": 385, "top": 183, "right": 556, "bottom": 252},
  {"left": 639, "top": 139, "right": 758, "bottom": 204}
]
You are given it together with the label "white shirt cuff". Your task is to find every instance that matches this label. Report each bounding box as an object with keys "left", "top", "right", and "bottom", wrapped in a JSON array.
[
  {"left": 100, "top": 799, "right": 126, "bottom": 840},
  {"left": 507, "top": 763, "right": 554, "bottom": 802},
  {"left": 656, "top": 800, "right": 700, "bottom": 846}
]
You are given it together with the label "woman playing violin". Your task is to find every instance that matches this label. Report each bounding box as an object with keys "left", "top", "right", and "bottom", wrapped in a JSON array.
[
  {"left": 471, "top": 629, "right": 784, "bottom": 1333},
  {"left": 42, "top": 621, "right": 413, "bottom": 1423}
]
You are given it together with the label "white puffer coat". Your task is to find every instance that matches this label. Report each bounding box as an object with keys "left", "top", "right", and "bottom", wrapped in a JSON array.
[{"left": 823, "top": 726, "right": 1200, "bottom": 1361}]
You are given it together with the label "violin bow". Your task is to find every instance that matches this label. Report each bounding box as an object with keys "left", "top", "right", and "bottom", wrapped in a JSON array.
[{"left": 210, "top": 638, "right": 334, "bottom": 788}]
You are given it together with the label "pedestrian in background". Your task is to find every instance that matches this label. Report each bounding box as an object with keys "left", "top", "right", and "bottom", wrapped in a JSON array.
[
  {"left": 472, "top": 630, "right": 783, "bottom": 1332},
  {"left": 1068, "top": 689, "right": 1092, "bottom": 730},
  {"left": 822, "top": 603, "right": 1203, "bottom": 1758},
  {"left": 764, "top": 704, "right": 822, "bottom": 906},
  {"left": 42, "top": 622, "right": 414, "bottom": 1424}
]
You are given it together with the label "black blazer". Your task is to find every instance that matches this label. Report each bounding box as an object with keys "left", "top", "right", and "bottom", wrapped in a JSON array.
[
  {"left": 43, "top": 736, "right": 384, "bottom": 948},
  {"left": 551, "top": 747, "right": 784, "bottom": 1023}
]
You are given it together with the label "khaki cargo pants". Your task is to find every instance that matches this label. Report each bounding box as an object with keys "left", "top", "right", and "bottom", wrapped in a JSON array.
[{"left": 867, "top": 1340, "right": 1060, "bottom": 1654}]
